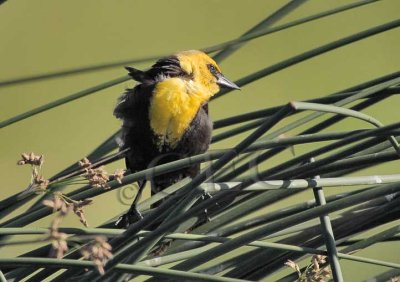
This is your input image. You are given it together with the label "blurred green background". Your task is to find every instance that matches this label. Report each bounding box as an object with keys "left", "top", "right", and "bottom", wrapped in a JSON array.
[{"left": 1, "top": 0, "right": 400, "bottom": 280}]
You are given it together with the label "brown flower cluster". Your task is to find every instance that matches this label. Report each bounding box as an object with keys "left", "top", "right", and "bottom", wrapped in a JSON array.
[
  {"left": 79, "top": 158, "right": 125, "bottom": 189},
  {"left": 43, "top": 194, "right": 94, "bottom": 258},
  {"left": 43, "top": 193, "right": 70, "bottom": 213},
  {"left": 33, "top": 174, "right": 49, "bottom": 189},
  {"left": 79, "top": 158, "right": 110, "bottom": 189},
  {"left": 43, "top": 193, "right": 93, "bottom": 227},
  {"left": 285, "top": 259, "right": 301, "bottom": 277},
  {"left": 79, "top": 157, "right": 91, "bottom": 169},
  {"left": 44, "top": 195, "right": 71, "bottom": 259},
  {"left": 113, "top": 168, "right": 125, "bottom": 184},
  {"left": 80, "top": 236, "right": 113, "bottom": 275},
  {"left": 307, "top": 255, "right": 331, "bottom": 282},
  {"left": 72, "top": 198, "right": 93, "bottom": 227},
  {"left": 17, "top": 152, "right": 44, "bottom": 166},
  {"left": 285, "top": 255, "right": 331, "bottom": 282},
  {"left": 49, "top": 229, "right": 69, "bottom": 259},
  {"left": 18, "top": 152, "right": 49, "bottom": 191},
  {"left": 86, "top": 166, "right": 110, "bottom": 189}
]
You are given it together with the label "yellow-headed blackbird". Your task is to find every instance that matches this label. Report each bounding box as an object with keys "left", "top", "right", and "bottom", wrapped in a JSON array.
[{"left": 114, "top": 50, "right": 239, "bottom": 227}]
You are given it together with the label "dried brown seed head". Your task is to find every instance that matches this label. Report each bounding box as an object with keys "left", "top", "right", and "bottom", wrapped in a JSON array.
[
  {"left": 43, "top": 194, "right": 71, "bottom": 215},
  {"left": 113, "top": 169, "right": 125, "bottom": 184},
  {"left": 315, "top": 255, "right": 327, "bottom": 264},
  {"left": 34, "top": 174, "right": 49, "bottom": 189},
  {"left": 80, "top": 236, "right": 113, "bottom": 275},
  {"left": 285, "top": 259, "right": 301, "bottom": 276},
  {"left": 49, "top": 230, "right": 69, "bottom": 259},
  {"left": 17, "top": 152, "right": 44, "bottom": 166},
  {"left": 43, "top": 196, "right": 65, "bottom": 212},
  {"left": 72, "top": 199, "right": 93, "bottom": 227},
  {"left": 84, "top": 166, "right": 110, "bottom": 189},
  {"left": 312, "top": 256, "right": 320, "bottom": 272},
  {"left": 79, "top": 157, "right": 92, "bottom": 169}
]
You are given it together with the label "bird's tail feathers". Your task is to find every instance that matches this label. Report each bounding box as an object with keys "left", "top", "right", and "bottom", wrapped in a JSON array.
[{"left": 125, "top": 66, "right": 149, "bottom": 82}]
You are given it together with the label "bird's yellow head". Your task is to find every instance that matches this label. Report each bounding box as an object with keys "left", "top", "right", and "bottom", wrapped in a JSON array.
[{"left": 176, "top": 50, "right": 240, "bottom": 96}]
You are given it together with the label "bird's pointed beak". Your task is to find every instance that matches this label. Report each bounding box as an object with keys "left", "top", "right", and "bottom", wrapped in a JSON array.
[{"left": 216, "top": 73, "right": 240, "bottom": 90}]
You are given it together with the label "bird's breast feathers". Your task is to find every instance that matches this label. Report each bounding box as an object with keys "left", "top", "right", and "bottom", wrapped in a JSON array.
[{"left": 149, "top": 77, "right": 211, "bottom": 149}]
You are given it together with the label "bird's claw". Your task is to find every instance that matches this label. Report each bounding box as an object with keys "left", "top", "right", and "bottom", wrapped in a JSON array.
[
  {"left": 202, "top": 191, "right": 220, "bottom": 208},
  {"left": 115, "top": 208, "right": 143, "bottom": 228},
  {"left": 201, "top": 191, "right": 212, "bottom": 200}
]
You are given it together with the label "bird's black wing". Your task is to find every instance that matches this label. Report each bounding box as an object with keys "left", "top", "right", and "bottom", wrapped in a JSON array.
[
  {"left": 114, "top": 82, "right": 157, "bottom": 172},
  {"left": 116, "top": 59, "right": 211, "bottom": 194}
]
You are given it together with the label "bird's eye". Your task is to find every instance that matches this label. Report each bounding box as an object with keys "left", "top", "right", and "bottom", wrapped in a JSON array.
[{"left": 207, "top": 64, "right": 218, "bottom": 75}]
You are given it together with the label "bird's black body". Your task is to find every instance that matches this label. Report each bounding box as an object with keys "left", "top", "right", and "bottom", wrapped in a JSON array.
[
  {"left": 114, "top": 51, "right": 239, "bottom": 228},
  {"left": 114, "top": 56, "right": 212, "bottom": 196}
]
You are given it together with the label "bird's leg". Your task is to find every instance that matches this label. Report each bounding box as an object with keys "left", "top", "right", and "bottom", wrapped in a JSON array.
[
  {"left": 115, "top": 181, "right": 146, "bottom": 228},
  {"left": 127, "top": 188, "right": 144, "bottom": 219}
]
